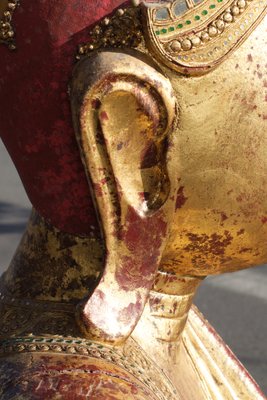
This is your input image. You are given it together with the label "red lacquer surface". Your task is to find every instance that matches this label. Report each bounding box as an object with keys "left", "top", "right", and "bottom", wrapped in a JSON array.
[
  {"left": 0, "top": 0, "right": 127, "bottom": 235},
  {"left": 0, "top": 354, "right": 155, "bottom": 399}
]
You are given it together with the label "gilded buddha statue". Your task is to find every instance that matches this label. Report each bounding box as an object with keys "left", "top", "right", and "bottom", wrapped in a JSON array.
[{"left": 0, "top": 0, "right": 266, "bottom": 398}]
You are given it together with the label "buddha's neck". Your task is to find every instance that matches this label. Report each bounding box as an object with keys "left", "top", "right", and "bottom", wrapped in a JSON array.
[
  {"left": 132, "top": 271, "right": 204, "bottom": 376},
  {"left": 0, "top": 209, "right": 104, "bottom": 302}
]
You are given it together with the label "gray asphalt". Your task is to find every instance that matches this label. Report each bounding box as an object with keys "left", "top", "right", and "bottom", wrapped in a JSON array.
[{"left": 0, "top": 139, "right": 266, "bottom": 394}]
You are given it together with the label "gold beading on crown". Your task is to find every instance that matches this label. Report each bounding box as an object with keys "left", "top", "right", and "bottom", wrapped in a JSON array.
[
  {"left": 77, "top": 6, "right": 143, "bottom": 59},
  {"left": 0, "top": 0, "right": 19, "bottom": 50}
]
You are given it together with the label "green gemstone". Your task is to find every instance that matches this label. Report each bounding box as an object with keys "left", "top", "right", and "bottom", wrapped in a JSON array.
[
  {"left": 155, "top": 30, "right": 160, "bottom": 35},
  {"left": 217, "top": 0, "right": 223, "bottom": 2},
  {"left": 75, "top": 340, "right": 82, "bottom": 344},
  {"left": 195, "top": 15, "right": 201, "bottom": 20},
  {"left": 202, "top": 10, "right": 208, "bottom": 15},
  {"left": 209, "top": 4, "right": 216, "bottom": 8},
  {"left": 169, "top": 26, "right": 175, "bottom": 32},
  {"left": 177, "top": 23, "right": 183, "bottom": 29},
  {"left": 185, "top": 20, "right": 191, "bottom": 25},
  {"left": 161, "top": 28, "right": 167, "bottom": 34}
]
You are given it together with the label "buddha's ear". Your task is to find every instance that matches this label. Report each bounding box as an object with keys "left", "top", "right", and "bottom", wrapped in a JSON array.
[{"left": 71, "top": 50, "right": 177, "bottom": 344}]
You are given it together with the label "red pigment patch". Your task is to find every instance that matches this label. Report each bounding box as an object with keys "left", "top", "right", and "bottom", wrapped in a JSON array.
[
  {"left": 184, "top": 231, "right": 233, "bottom": 257},
  {"left": 100, "top": 177, "right": 109, "bottom": 185},
  {"left": 115, "top": 206, "right": 167, "bottom": 291},
  {"left": 117, "top": 141, "right": 123, "bottom": 151},
  {"left": 100, "top": 111, "right": 109, "bottom": 121},
  {"left": 241, "top": 91, "right": 257, "bottom": 112},
  {"left": 220, "top": 212, "right": 228, "bottom": 223},
  {"left": 149, "top": 295, "right": 161, "bottom": 308},
  {"left": 91, "top": 99, "right": 101, "bottom": 110},
  {"left": 131, "top": 386, "right": 139, "bottom": 395},
  {"left": 94, "top": 183, "right": 103, "bottom": 197},
  {"left": 175, "top": 186, "right": 188, "bottom": 210},
  {"left": 118, "top": 293, "right": 142, "bottom": 326},
  {"left": 173, "top": 301, "right": 178, "bottom": 313},
  {"left": 261, "top": 216, "right": 267, "bottom": 224},
  {"left": 117, "top": 255, "right": 159, "bottom": 291},
  {"left": 123, "top": 207, "right": 167, "bottom": 252},
  {"left": 247, "top": 54, "right": 253, "bottom": 62},
  {"left": 138, "top": 192, "right": 146, "bottom": 202},
  {"left": 239, "top": 247, "right": 252, "bottom": 254},
  {"left": 140, "top": 140, "right": 158, "bottom": 168}
]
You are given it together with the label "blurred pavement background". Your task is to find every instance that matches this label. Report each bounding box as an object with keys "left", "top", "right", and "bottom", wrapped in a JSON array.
[{"left": 0, "top": 139, "right": 266, "bottom": 393}]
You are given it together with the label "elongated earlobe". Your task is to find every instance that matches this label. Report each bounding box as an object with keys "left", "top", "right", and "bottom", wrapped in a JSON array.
[{"left": 71, "top": 50, "right": 177, "bottom": 344}]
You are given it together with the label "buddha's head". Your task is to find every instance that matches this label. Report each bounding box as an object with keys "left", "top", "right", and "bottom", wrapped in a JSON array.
[
  {"left": 70, "top": 0, "right": 267, "bottom": 279},
  {"left": 0, "top": 0, "right": 266, "bottom": 342}
]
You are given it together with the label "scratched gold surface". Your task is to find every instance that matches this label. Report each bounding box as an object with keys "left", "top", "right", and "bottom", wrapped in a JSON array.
[{"left": 160, "top": 16, "right": 267, "bottom": 276}]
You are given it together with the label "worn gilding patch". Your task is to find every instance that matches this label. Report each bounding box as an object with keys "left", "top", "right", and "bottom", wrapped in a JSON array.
[{"left": 141, "top": 0, "right": 267, "bottom": 75}]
